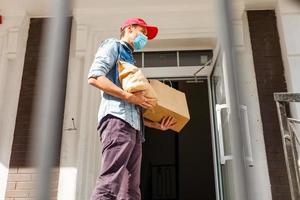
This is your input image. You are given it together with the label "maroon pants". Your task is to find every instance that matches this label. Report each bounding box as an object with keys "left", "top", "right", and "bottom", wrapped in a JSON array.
[{"left": 90, "top": 115, "right": 142, "bottom": 200}]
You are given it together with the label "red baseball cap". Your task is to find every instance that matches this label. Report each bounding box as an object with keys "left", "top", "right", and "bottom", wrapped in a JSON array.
[{"left": 120, "top": 18, "right": 158, "bottom": 40}]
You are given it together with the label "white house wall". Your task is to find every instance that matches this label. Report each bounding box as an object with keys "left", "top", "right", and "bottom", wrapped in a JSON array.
[
  {"left": 0, "top": 11, "right": 30, "bottom": 200},
  {"left": 276, "top": 0, "right": 300, "bottom": 119},
  {"left": 1, "top": 0, "right": 298, "bottom": 199}
]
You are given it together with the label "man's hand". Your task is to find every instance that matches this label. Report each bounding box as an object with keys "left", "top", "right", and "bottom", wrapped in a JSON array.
[
  {"left": 144, "top": 116, "right": 177, "bottom": 131},
  {"left": 124, "top": 91, "right": 155, "bottom": 109},
  {"left": 159, "top": 116, "right": 177, "bottom": 131}
]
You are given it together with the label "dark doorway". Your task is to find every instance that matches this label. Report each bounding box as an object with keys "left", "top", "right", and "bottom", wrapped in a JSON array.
[{"left": 141, "top": 79, "right": 215, "bottom": 200}]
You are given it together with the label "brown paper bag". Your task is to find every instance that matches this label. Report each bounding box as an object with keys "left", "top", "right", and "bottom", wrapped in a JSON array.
[{"left": 118, "top": 60, "right": 157, "bottom": 106}]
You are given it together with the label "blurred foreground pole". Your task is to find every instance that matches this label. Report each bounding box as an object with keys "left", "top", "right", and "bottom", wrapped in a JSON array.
[
  {"left": 216, "top": 0, "right": 240, "bottom": 109},
  {"left": 215, "top": 0, "right": 248, "bottom": 199},
  {"left": 31, "top": 0, "right": 71, "bottom": 199}
]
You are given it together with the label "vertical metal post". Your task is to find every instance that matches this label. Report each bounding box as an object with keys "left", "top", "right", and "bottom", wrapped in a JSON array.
[
  {"left": 31, "top": 0, "right": 71, "bottom": 199},
  {"left": 214, "top": 0, "right": 248, "bottom": 198},
  {"left": 274, "top": 93, "right": 300, "bottom": 200}
]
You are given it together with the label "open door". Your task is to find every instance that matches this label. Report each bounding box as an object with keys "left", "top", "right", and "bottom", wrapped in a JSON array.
[
  {"left": 209, "top": 51, "right": 235, "bottom": 200},
  {"left": 209, "top": 48, "right": 247, "bottom": 200}
]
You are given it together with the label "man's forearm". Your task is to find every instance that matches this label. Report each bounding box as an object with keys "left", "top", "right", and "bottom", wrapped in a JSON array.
[
  {"left": 88, "top": 75, "right": 154, "bottom": 109},
  {"left": 88, "top": 76, "right": 129, "bottom": 100}
]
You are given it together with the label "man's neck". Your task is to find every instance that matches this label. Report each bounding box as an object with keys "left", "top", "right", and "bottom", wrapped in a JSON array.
[{"left": 121, "top": 37, "right": 134, "bottom": 52}]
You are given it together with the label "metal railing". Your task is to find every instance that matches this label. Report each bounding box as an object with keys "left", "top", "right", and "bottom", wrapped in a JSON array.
[{"left": 274, "top": 92, "right": 300, "bottom": 200}]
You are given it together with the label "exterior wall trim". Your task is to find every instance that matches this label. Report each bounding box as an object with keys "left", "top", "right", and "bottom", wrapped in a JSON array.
[{"left": 0, "top": 11, "right": 30, "bottom": 199}]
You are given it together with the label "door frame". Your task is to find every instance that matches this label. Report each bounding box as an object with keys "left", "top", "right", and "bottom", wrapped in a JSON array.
[{"left": 141, "top": 46, "right": 221, "bottom": 200}]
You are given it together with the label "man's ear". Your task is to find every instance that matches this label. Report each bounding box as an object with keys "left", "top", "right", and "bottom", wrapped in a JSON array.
[{"left": 127, "top": 25, "right": 133, "bottom": 33}]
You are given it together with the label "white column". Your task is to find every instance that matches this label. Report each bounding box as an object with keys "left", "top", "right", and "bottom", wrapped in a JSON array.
[
  {"left": 233, "top": 11, "right": 272, "bottom": 200},
  {"left": 57, "top": 21, "right": 88, "bottom": 200},
  {"left": 276, "top": 0, "right": 300, "bottom": 119},
  {"left": 0, "top": 11, "right": 30, "bottom": 199},
  {"left": 75, "top": 30, "right": 104, "bottom": 200},
  {"left": 57, "top": 21, "right": 103, "bottom": 200},
  {"left": 57, "top": 55, "right": 84, "bottom": 200}
]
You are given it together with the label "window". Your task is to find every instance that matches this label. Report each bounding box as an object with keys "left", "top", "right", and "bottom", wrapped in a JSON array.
[
  {"left": 133, "top": 50, "right": 213, "bottom": 68},
  {"left": 179, "top": 50, "right": 212, "bottom": 66},
  {"left": 144, "top": 51, "right": 177, "bottom": 67},
  {"left": 133, "top": 52, "right": 142, "bottom": 67}
]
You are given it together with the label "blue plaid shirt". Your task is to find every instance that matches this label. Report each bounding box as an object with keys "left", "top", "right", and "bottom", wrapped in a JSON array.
[{"left": 88, "top": 38, "right": 145, "bottom": 142}]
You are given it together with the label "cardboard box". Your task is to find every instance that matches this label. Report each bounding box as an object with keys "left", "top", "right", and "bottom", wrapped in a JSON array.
[{"left": 143, "top": 80, "right": 190, "bottom": 132}]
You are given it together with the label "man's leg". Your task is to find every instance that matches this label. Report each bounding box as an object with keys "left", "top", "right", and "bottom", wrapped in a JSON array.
[
  {"left": 90, "top": 116, "right": 137, "bottom": 200},
  {"left": 126, "top": 132, "right": 142, "bottom": 200}
]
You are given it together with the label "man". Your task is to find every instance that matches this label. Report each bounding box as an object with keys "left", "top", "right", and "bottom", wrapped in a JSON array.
[{"left": 87, "top": 18, "right": 176, "bottom": 200}]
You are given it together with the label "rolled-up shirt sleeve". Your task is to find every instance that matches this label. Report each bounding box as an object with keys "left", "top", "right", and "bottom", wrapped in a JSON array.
[{"left": 87, "top": 39, "right": 119, "bottom": 79}]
